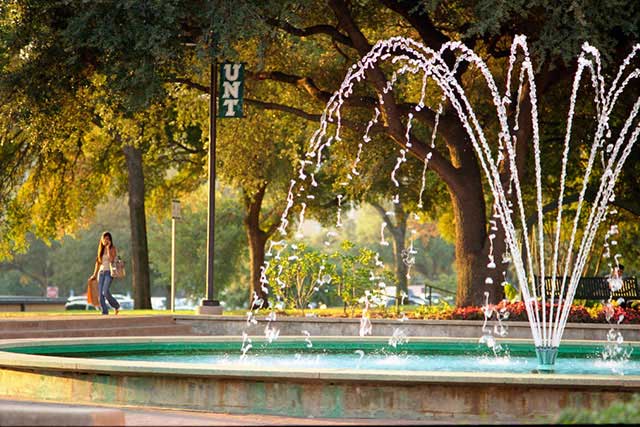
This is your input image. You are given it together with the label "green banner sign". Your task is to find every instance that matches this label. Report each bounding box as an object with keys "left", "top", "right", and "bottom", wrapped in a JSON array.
[{"left": 218, "top": 63, "right": 244, "bottom": 118}]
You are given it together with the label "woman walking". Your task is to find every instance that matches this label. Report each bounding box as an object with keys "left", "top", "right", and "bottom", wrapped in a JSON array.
[{"left": 89, "top": 231, "right": 121, "bottom": 315}]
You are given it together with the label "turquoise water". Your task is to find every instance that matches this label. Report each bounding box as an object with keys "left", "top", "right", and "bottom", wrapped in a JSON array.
[
  {"left": 94, "top": 347, "right": 638, "bottom": 376},
  {"left": 7, "top": 339, "right": 637, "bottom": 376}
]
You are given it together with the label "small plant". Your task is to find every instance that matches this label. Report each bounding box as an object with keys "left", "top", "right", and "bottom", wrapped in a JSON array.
[
  {"left": 265, "top": 244, "right": 335, "bottom": 312},
  {"left": 330, "top": 240, "right": 395, "bottom": 317},
  {"left": 415, "top": 301, "right": 454, "bottom": 319}
]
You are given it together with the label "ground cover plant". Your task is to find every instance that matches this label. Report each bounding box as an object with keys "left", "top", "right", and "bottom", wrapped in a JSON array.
[
  {"left": 555, "top": 393, "right": 640, "bottom": 424},
  {"left": 235, "top": 300, "right": 640, "bottom": 324}
]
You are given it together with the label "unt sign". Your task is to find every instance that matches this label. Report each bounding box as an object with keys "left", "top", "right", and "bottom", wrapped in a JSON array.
[{"left": 218, "top": 63, "right": 244, "bottom": 118}]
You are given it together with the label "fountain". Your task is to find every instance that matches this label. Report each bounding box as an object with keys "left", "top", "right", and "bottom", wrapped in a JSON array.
[
  {"left": 0, "top": 36, "right": 639, "bottom": 421},
  {"left": 273, "top": 35, "right": 640, "bottom": 371}
]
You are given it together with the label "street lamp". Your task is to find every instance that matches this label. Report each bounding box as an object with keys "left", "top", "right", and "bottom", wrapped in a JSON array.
[
  {"left": 171, "top": 199, "right": 181, "bottom": 312},
  {"left": 198, "top": 55, "right": 223, "bottom": 315}
]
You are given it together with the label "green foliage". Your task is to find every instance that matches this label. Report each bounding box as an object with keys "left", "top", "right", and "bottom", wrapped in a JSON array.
[
  {"left": 265, "top": 243, "right": 335, "bottom": 311},
  {"left": 146, "top": 185, "right": 248, "bottom": 306},
  {"left": 469, "top": 0, "right": 640, "bottom": 67},
  {"left": 0, "top": 0, "right": 274, "bottom": 259},
  {"left": 503, "top": 282, "right": 520, "bottom": 302},
  {"left": 414, "top": 301, "right": 454, "bottom": 320},
  {"left": 0, "top": 186, "right": 249, "bottom": 308},
  {"left": 555, "top": 393, "right": 640, "bottom": 424},
  {"left": 2, "top": 0, "right": 639, "bottom": 310},
  {"left": 0, "top": 197, "right": 133, "bottom": 298},
  {"left": 331, "top": 240, "right": 395, "bottom": 316},
  {"left": 303, "top": 203, "right": 456, "bottom": 294},
  {"left": 265, "top": 240, "right": 395, "bottom": 316}
]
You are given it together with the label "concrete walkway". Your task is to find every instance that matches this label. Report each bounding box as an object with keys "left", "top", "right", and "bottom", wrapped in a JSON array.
[
  {"left": 0, "top": 314, "right": 198, "bottom": 339},
  {"left": 0, "top": 398, "right": 529, "bottom": 425}
]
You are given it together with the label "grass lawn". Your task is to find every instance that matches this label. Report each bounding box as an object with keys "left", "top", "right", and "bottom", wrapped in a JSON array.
[
  {"left": 224, "top": 305, "right": 421, "bottom": 318},
  {"left": 0, "top": 309, "right": 197, "bottom": 318},
  {"left": 0, "top": 306, "right": 422, "bottom": 319}
]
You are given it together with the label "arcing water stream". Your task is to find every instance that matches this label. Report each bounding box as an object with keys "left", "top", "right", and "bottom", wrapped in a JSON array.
[{"left": 266, "top": 35, "right": 640, "bottom": 370}]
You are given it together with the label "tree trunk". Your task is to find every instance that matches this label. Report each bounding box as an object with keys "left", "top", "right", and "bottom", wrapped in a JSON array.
[
  {"left": 390, "top": 207, "right": 408, "bottom": 298},
  {"left": 452, "top": 182, "right": 505, "bottom": 307},
  {"left": 123, "top": 145, "right": 152, "bottom": 309},
  {"left": 244, "top": 185, "right": 270, "bottom": 309},
  {"left": 372, "top": 201, "right": 408, "bottom": 299}
]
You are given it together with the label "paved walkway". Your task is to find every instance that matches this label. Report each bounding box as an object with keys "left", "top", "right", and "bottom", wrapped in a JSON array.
[{"left": 0, "top": 398, "right": 472, "bottom": 426}]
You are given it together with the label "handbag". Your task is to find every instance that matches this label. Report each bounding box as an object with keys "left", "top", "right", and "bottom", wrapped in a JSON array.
[
  {"left": 110, "top": 256, "right": 126, "bottom": 279},
  {"left": 86, "top": 277, "right": 99, "bottom": 307}
]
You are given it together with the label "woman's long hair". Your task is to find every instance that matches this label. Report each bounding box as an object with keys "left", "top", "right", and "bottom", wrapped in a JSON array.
[{"left": 96, "top": 231, "right": 114, "bottom": 263}]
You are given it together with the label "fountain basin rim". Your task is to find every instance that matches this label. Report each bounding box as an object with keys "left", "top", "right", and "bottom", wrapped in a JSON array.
[{"left": 1, "top": 336, "right": 639, "bottom": 388}]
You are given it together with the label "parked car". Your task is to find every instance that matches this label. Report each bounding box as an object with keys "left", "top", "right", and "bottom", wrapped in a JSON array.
[
  {"left": 64, "top": 294, "right": 134, "bottom": 311},
  {"left": 112, "top": 294, "right": 134, "bottom": 310},
  {"left": 151, "top": 297, "right": 167, "bottom": 310},
  {"left": 64, "top": 295, "right": 98, "bottom": 311},
  {"left": 385, "top": 294, "right": 428, "bottom": 307}
]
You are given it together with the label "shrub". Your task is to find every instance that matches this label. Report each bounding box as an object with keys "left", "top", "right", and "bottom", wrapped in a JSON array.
[
  {"left": 415, "top": 302, "right": 454, "bottom": 319},
  {"left": 555, "top": 394, "right": 640, "bottom": 424},
  {"left": 331, "top": 241, "right": 395, "bottom": 316},
  {"left": 450, "top": 305, "right": 484, "bottom": 320},
  {"left": 265, "top": 244, "right": 334, "bottom": 311},
  {"left": 411, "top": 301, "right": 640, "bottom": 324}
]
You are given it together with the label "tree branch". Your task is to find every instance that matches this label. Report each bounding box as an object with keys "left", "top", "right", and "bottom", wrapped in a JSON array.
[
  {"left": 247, "top": 70, "right": 378, "bottom": 109},
  {"left": 327, "top": 0, "right": 462, "bottom": 191},
  {"left": 371, "top": 201, "right": 396, "bottom": 231},
  {"left": 526, "top": 188, "right": 640, "bottom": 228},
  {"left": 171, "top": 72, "right": 377, "bottom": 110},
  {"left": 245, "top": 97, "right": 369, "bottom": 133},
  {"left": 168, "top": 77, "right": 208, "bottom": 93},
  {"left": 266, "top": 18, "right": 354, "bottom": 47},
  {"left": 378, "top": 0, "right": 450, "bottom": 48}
]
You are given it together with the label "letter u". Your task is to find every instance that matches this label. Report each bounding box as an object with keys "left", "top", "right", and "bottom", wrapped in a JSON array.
[{"left": 223, "top": 64, "right": 241, "bottom": 81}]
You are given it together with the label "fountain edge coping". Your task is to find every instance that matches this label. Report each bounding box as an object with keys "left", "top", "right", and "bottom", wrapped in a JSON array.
[{"left": 0, "top": 335, "right": 639, "bottom": 389}]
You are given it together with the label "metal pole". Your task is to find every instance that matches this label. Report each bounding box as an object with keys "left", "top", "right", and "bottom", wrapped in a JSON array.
[
  {"left": 206, "top": 58, "right": 216, "bottom": 301},
  {"left": 171, "top": 217, "right": 176, "bottom": 312},
  {"left": 199, "top": 55, "right": 222, "bottom": 314}
]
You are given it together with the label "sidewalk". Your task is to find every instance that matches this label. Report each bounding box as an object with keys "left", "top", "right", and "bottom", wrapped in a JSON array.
[{"left": 0, "top": 398, "right": 458, "bottom": 426}]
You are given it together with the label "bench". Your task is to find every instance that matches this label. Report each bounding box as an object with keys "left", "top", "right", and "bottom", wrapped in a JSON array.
[
  {"left": 535, "top": 276, "right": 640, "bottom": 300},
  {"left": 0, "top": 296, "right": 67, "bottom": 312}
]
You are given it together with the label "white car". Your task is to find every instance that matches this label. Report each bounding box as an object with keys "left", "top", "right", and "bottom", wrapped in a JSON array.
[
  {"left": 64, "top": 295, "right": 98, "bottom": 311},
  {"left": 65, "top": 294, "right": 134, "bottom": 311}
]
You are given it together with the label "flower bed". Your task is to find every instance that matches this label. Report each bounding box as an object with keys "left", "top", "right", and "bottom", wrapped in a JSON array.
[
  {"left": 251, "top": 301, "right": 640, "bottom": 324},
  {"left": 417, "top": 301, "right": 640, "bottom": 324}
]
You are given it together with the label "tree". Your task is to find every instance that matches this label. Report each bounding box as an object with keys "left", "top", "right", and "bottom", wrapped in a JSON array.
[
  {"left": 0, "top": 197, "right": 134, "bottom": 299},
  {"left": 3, "top": 1, "right": 638, "bottom": 309},
  {"left": 0, "top": 2, "right": 211, "bottom": 306},
  {"left": 147, "top": 185, "right": 249, "bottom": 306},
  {"left": 0, "top": 0, "right": 299, "bottom": 308},
  {"left": 244, "top": 0, "right": 640, "bottom": 305}
]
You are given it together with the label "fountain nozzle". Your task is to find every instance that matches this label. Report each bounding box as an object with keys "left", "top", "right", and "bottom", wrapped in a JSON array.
[{"left": 535, "top": 346, "right": 558, "bottom": 372}]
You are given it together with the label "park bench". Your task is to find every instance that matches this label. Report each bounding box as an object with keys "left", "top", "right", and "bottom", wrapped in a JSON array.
[
  {"left": 0, "top": 296, "right": 67, "bottom": 312},
  {"left": 535, "top": 276, "right": 640, "bottom": 301}
]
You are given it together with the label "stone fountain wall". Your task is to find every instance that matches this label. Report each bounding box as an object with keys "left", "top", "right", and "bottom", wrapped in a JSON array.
[{"left": 175, "top": 315, "right": 640, "bottom": 342}]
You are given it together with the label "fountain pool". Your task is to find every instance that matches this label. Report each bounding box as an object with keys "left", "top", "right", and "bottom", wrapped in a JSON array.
[
  {"left": 10, "top": 337, "right": 640, "bottom": 376},
  {"left": 1, "top": 336, "right": 639, "bottom": 421}
]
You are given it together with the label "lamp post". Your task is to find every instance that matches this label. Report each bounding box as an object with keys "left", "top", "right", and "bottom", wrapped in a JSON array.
[
  {"left": 170, "top": 199, "right": 181, "bottom": 312},
  {"left": 198, "top": 56, "right": 223, "bottom": 315}
]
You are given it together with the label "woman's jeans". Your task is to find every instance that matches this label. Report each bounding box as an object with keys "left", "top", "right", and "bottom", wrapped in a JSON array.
[{"left": 98, "top": 271, "right": 120, "bottom": 315}]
